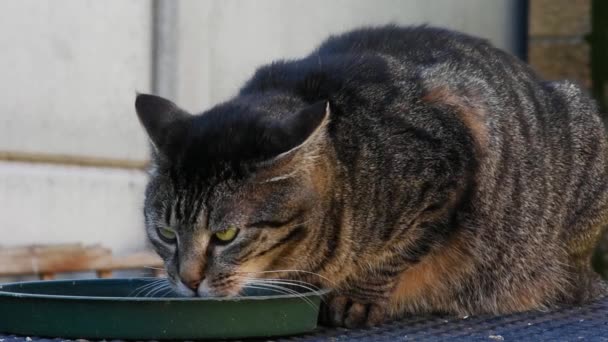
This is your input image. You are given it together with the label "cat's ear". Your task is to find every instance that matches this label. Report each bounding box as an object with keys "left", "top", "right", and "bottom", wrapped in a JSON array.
[
  {"left": 135, "top": 93, "right": 190, "bottom": 154},
  {"left": 260, "top": 100, "right": 331, "bottom": 166},
  {"left": 279, "top": 100, "right": 330, "bottom": 155}
]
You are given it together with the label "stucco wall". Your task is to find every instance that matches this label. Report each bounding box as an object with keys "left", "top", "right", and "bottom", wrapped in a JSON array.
[
  {"left": 175, "top": 0, "right": 526, "bottom": 112},
  {"left": 0, "top": 0, "right": 526, "bottom": 255}
]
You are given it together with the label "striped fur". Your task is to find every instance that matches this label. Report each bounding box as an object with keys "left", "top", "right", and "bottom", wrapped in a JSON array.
[{"left": 136, "top": 25, "right": 608, "bottom": 327}]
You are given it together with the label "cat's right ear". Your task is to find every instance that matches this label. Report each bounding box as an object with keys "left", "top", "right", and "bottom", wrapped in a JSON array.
[{"left": 135, "top": 93, "right": 190, "bottom": 154}]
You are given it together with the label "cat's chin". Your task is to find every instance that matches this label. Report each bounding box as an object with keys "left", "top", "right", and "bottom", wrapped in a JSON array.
[
  {"left": 174, "top": 281, "right": 197, "bottom": 297},
  {"left": 171, "top": 278, "right": 242, "bottom": 298}
]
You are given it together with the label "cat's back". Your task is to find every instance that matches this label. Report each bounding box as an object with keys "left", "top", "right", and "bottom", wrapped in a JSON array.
[
  {"left": 322, "top": 25, "right": 608, "bottom": 255},
  {"left": 315, "top": 26, "right": 608, "bottom": 308},
  {"left": 241, "top": 25, "right": 515, "bottom": 111},
  {"left": 314, "top": 25, "right": 497, "bottom": 64}
]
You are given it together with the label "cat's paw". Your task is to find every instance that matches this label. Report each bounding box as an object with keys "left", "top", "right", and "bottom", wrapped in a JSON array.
[{"left": 320, "top": 295, "right": 387, "bottom": 328}]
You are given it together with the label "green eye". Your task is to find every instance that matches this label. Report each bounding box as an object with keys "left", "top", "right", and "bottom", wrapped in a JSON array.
[
  {"left": 158, "top": 227, "right": 177, "bottom": 242},
  {"left": 214, "top": 226, "right": 239, "bottom": 242}
]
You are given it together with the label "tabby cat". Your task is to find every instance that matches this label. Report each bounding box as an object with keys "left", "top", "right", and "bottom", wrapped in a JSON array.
[{"left": 135, "top": 25, "right": 608, "bottom": 327}]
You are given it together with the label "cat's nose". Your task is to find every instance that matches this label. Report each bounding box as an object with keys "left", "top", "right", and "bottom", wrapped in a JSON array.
[
  {"left": 182, "top": 277, "right": 205, "bottom": 292},
  {"left": 186, "top": 278, "right": 202, "bottom": 290},
  {"left": 180, "top": 268, "right": 204, "bottom": 290},
  {"left": 179, "top": 256, "right": 206, "bottom": 291}
]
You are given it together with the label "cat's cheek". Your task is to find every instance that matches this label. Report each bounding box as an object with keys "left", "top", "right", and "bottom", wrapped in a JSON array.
[
  {"left": 197, "top": 278, "right": 242, "bottom": 298},
  {"left": 237, "top": 251, "right": 276, "bottom": 277}
]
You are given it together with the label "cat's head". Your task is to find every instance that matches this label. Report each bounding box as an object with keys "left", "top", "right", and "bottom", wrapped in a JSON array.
[{"left": 135, "top": 93, "right": 334, "bottom": 297}]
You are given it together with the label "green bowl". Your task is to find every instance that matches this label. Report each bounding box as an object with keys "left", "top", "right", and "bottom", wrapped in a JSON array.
[{"left": 0, "top": 278, "right": 327, "bottom": 340}]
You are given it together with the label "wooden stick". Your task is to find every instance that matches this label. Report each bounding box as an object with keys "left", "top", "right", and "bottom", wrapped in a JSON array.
[
  {"left": 0, "top": 244, "right": 162, "bottom": 276},
  {"left": 96, "top": 270, "right": 113, "bottom": 278},
  {"left": 40, "top": 273, "right": 55, "bottom": 280}
]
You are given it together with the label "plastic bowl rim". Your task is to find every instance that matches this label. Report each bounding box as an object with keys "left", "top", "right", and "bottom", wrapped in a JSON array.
[{"left": 0, "top": 277, "right": 331, "bottom": 302}]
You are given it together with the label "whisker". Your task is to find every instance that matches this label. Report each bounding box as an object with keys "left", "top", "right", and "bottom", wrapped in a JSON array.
[
  {"left": 244, "top": 282, "right": 314, "bottom": 308},
  {"left": 236, "top": 269, "right": 336, "bottom": 286},
  {"left": 242, "top": 279, "right": 317, "bottom": 309},
  {"left": 239, "top": 277, "right": 326, "bottom": 305},
  {"left": 242, "top": 284, "right": 292, "bottom": 296},
  {"left": 239, "top": 276, "right": 321, "bottom": 292},
  {"left": 130, "top": 279, "right": 167, "bottom": 297},
  {"left": 141, "top": 284, "right": 162, "bottom": 297},
  {"left": 139, "top": 279, "right": 170, "bottom": 297},
  {"left": 146, "top": 283, "right": 171, "bottom": 297},
  {"left": 253, "top": 277, "right": 320, "bottom": 288},
  {"left": 143, "top": 266, "right": 165, "bottom": 271},
  {"left": 159, "top": 286, "right": 176, "bottom": 298},
  {"left": 244, "top": 278, "right": 325, "bottom": 299}
]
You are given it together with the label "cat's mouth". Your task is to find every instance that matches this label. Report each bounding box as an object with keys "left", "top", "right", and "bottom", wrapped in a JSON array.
[
  {"left": 175, "top": 273, "right": 314, "bottom": 298},
  {"left": 171, "top": 276, "right": 242, "bottom": 298},
  {"left": 174, "top": 275, "right": 326, "bottom": 298},
  {"left": 177, "top": 276, "right": 243, "bottom": 298}
]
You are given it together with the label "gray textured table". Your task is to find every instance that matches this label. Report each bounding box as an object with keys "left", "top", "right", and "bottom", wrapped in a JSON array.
[{"left": 1, "top": 296, "right": 607, "bottom": 341}]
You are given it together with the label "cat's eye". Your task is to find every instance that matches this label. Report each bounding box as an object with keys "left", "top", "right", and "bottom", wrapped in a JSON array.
[
  {"left": 158, "top": 227, "right": 177, "bottom": 243},
  {"left": 214, "top": 226, "right": 239, "bottom": 243}
]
